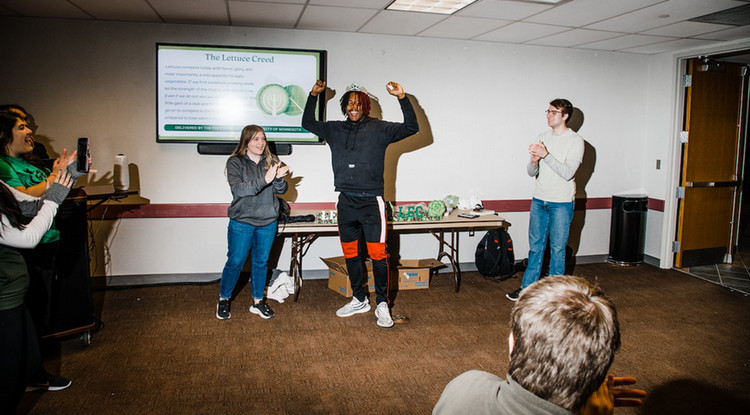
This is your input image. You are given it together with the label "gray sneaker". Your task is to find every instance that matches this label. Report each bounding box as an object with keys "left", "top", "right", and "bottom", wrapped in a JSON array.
[
  {"left": 375, "top": 302, "right": 394, "bottom": 328},
  {"left": 336, "top": 297, "right": 371, "bottom": 317}
]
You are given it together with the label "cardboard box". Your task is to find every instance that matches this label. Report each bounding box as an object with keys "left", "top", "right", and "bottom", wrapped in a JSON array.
[
  {"left": 322, "top": 256, "right": 373, "bottom": 298},
  {"left": 397, "top": 258, "right": 443, "bottom": 290},
  {"left": 322, "top": 256, "right": 443, "bottom": 297}
]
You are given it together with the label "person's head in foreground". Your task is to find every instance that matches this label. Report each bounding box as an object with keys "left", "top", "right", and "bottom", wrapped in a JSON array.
[{"left": 509, "top": 275, "right": 621, "bottom": 413}]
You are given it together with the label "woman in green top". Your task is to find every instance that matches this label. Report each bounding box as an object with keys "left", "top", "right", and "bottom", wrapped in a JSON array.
[{"left": 0, "top": 112, "right": 79, "bottom": 390}]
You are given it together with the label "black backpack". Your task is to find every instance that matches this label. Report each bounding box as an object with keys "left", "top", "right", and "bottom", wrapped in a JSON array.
[{"left": 475, "top": 228, "right": 516, "bottom": 280}]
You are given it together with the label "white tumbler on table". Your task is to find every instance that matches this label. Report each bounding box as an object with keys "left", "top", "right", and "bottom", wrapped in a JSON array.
[{"left": 114, "top": 154, "right": 129, "bottom": 191}]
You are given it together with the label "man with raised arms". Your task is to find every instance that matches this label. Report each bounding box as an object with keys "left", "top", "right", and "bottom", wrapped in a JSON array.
[{"left": 302, "top": 80, "right": 419, "bottom": 328}]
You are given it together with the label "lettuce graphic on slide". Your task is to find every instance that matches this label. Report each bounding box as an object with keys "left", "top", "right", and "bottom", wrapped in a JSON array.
[
  {"left": 257, "top": 83, "right": 306, "bottom": 116},
  {"left": 257, "top": 84, "right": 290, "bottom": 116},
  {"left": 284, "top": 85, "right": 306, "bottom": 116}
]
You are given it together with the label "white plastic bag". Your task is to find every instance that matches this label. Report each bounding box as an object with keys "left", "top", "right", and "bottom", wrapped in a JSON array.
[{"left": 267, "top": 270, "right": 295, "bottom": 303}]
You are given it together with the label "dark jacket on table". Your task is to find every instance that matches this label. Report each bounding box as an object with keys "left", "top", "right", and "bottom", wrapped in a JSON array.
[{"left": 301, "top": 93, "right": 419, "bottom": 197}]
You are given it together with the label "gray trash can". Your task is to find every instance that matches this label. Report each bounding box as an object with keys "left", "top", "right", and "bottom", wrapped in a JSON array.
[{"left": 608, "top": 194, "right": 647, "bottom": 265}]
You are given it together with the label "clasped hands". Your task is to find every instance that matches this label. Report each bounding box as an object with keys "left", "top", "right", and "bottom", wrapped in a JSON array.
[{"left": 529, "top": 140, "right": 549, "bottom": 162}]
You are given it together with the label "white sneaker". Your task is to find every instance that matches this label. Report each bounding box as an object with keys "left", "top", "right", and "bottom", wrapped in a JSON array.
[
  {"left": 375, "top": 302, "right": 394, "bottom": 328},
  {"left": 336, "top": 297, "right": 371, "bottom": 317}
]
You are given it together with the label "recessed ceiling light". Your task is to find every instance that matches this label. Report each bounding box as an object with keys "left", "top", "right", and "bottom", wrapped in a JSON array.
[
  {"left": 386, "top": 0, "right": 479, "bottom": 15},
  {"left": 522, "top": 0, "right": 566, "bottom": 3}
]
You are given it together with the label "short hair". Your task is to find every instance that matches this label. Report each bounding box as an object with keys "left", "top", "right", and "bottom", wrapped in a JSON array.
[
  {"left": 550, "top": 98, "right": 573, "bottom": 124},
  {"left": 339, "top": 90, "right": 371, "bottom": 119},
  {"left": 508, "top": 276, "right": 621, "bottom": 412}
]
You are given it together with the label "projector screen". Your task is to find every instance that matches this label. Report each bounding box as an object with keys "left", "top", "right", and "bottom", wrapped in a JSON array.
[{"left": 156, "top": 43, "right": 326, "bottom": 144}]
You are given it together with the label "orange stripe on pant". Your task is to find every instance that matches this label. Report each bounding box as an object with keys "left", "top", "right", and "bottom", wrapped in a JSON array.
[
  {"left": 366, "top": 242, "right": 387, "bottom": 261},
  {"left": 341, "top": 240, "right": 359, "bottom": 259}
]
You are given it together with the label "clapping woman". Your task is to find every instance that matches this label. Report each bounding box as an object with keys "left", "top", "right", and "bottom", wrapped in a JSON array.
[
  {"left": 216, "top": 125, "right": 289, "bottom": 320},
  {"left": 0, "top": 112, "right": 84, "bottom": 390},
  {"left": 0, "top": 172, "right": 73, "bottom": 413}
]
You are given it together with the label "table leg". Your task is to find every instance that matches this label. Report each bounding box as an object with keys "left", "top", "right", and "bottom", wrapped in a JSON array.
[
  {"left": 290, "top": 233, "right": 318, "bottom": 301},
  {"left": 430, "top": 229, "right": 461, "bottom": 292}
]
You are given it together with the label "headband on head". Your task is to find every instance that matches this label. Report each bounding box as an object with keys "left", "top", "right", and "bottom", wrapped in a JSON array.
[{"left": 345, "top": 82, "right": 378, "bottom": 101}]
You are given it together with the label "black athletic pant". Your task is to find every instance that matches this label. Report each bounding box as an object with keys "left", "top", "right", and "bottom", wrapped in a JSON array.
[
  {"left": 337, "top": 193, "right": 390, "bottom": 305},
  {"left": 0, "top": 305, "right": 40, "bottom": 413}
]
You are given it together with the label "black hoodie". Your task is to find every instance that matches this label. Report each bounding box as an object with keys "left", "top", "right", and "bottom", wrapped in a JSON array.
[{"left": 301, "top": 93, "right": 419, "bottom": 196}]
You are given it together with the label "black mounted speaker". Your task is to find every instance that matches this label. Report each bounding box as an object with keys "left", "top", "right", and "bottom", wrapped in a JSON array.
[{"left": 197, "top": 143, "right": 292, "bottom": 156}]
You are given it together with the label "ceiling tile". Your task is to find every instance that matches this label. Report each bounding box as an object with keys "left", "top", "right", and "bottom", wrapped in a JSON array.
[
  {"left": 576, "top": 34, "right": 676, "bottom": 51},
  {"left": 641, "top": 21, "right": 735, "bottom": 37},
  {"left": 72, "top": 0, "right": 161, "bottom": 22},
  {"left": 526, "top": 0, "right": 662, "bottom": 27},
  {"left": 152, "top": 0, "right": 228, "bottom": 25},
  {"left": 5, "top": 0, "right": 92, "bottom": 19},
  {"left": 310, "top": 0, "right": 393, "bottom": 8},
  {"left": 229, "top": 1, "right": 304, "bottom": 28},
  {"left": 693, "top": 24, "right": 750, "bottom": 41},
  {"left": 1, "top": 0, "right": 748, "bottom": 56},
  {"left": 233, "top": 0, "right": 306, "bottom": 3},
  {"left": 456, "top": 0, "right": 552, "bottom": 20},
  {"left": 621, "top": 38, "right": 717, "bottom": 54},
  {"left": 473, "top": 21, "right": 569, "bottom": 43},
  {"left": 359, "top": 10, "right": 446, "bottom": 36},
  {"left": 297, "top": 5, "right": 379, "bottom": 31},
  {"left": 691, "top": 3, "right": 750, "bottom": 26},
  {"left": 418, "top": 16, "right": 511, "bottom": 39},
  {"left": 527, "top": 29, "right": 624, "bottom": 48},
  {"left": 585, "top": 0, "right": 747, "bottom": 33}
]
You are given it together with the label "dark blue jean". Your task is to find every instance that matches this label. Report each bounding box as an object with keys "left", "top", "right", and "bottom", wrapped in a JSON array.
[
  {"left": 521, "top": 198, "right": 574, "bottom": 289},
  {"left": 219, "top": 219, "right": 277, "bottom": 301}
]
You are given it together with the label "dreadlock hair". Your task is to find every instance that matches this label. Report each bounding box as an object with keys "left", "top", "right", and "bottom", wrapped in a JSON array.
[{"left": 339, "top": 91, "right": 371, "bottom": 120}]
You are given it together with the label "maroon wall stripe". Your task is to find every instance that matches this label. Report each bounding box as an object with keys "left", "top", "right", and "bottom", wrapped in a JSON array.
[
  {"left": 648, "top": 198, "right": 664, "bottom": 212},
  {"left": 89, "top": 197, "right": 665, "bottom": 219}
]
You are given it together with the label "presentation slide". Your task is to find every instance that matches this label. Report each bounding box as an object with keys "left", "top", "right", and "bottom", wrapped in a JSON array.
[{"left": 156, "top": 44, "right": 325, "bottom": 143}]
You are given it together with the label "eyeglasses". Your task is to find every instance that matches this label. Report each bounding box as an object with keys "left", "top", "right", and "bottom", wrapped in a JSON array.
[{"left": 545, "top": 109, "right": 563, "bottom": 115}]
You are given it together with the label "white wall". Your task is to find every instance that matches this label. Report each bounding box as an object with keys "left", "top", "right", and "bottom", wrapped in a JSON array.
[
  {"left": 1, "top": 17, "right": 671, "bottom": 277},
  {"left": 641, "top": 52, "right": 681, "bottom": 259}
]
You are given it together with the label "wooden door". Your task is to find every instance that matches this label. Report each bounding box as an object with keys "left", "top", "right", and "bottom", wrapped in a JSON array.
[{"left": 675, "top": 59, "right": 746, "bottom": 267}]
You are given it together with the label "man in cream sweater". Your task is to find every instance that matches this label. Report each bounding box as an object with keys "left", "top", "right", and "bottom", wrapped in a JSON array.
[{"left": 507, "top": 99, "right": 584, "bottom": 301}]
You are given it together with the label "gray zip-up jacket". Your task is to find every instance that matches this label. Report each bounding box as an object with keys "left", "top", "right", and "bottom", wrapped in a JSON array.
[{"left": 226, "top": 154, "right": 288, "bottom": 226}]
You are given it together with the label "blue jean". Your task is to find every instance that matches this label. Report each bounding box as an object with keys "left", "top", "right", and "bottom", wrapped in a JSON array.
[
  {"left": 219, "top": 219, "right": 277, "bottom": 301},
  {"left": 521, "top": 198, "right": 574, "bottom": 289}
]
